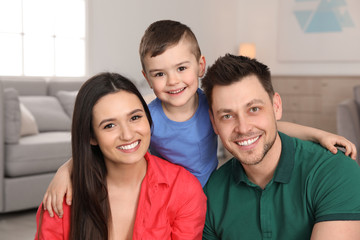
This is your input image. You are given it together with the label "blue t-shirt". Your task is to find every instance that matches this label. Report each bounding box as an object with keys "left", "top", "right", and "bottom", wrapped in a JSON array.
[{"left": 148, "top": 88, "right": 218, "bottom": 186}]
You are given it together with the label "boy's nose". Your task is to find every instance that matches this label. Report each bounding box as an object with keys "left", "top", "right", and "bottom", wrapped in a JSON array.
[{"left": 167, "top": 73, "right": 180, "bottom": 85}]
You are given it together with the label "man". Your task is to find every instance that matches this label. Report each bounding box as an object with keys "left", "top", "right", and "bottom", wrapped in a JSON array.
[{"left": 201, "top": 54, "right": 360, "bottom": 239}]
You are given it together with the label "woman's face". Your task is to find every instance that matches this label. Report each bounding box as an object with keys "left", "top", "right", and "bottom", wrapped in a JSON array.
[{"left": 90, "top": 91, "right": 151, "bottom": 167}]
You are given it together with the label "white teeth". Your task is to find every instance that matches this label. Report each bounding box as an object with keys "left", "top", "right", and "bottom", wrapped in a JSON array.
[
  {"left": 237, "top": 136, "right": 259, "bottom": 146},
  {"left": 118, "top": 141, "right": 139, "bottom": 150},
  {"left": 168, "top": 88, "right": 184, "bottom": 94}
]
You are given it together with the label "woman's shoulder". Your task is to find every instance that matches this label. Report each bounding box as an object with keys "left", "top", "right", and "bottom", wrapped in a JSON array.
[
  {"left": 35, "top": 201, "right": 71, "bottom": 239},
  {"left": 147, "top": 153, "right": 201, "bottom": 186}
]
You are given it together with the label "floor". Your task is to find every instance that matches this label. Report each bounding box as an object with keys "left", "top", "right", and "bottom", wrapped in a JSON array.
[{"left": 0, "top": 208, "right": 37, "bottom": 239}]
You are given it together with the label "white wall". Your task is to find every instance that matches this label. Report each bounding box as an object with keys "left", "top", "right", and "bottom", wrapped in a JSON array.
[
  {"left": 88, "top": 0, "right": 238, "bottom": 91},
  {"left": 88, "top": 0, "right": 360, "bottom": 84},
  {"left": 236, "top": 0, "right": 360, "bottom": 76}
]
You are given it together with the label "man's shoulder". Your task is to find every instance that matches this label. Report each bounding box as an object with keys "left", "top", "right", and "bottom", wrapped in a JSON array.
[
  {"left": 287, "top": 135, "right": 360, "bottom": 181},
  {"left": 204, "top": 158, "right": 234, "bottom": 191}
]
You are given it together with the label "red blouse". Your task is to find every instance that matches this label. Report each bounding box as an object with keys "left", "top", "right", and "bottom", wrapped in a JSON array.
[{"left": 35, "top": 152, "right": 207, "bottom": 239}]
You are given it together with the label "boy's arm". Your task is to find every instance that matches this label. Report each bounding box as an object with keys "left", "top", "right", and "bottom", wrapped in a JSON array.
[
  {"left": 42, "top": 158, "right": 73, "bottom": 218},
  {"left": 277, "top": 121, "right": 357, "bottom": 160}
]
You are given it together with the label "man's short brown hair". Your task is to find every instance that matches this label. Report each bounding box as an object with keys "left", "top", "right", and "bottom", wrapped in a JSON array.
[{"left": 201, "top": 54, "right": 274, "bottom": 111}]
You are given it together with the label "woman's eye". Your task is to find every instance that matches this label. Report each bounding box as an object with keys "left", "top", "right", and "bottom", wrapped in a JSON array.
[
  {"left": 178, "top": 66, "right": 186, "bottom": 72},
  {"left": 104, "top": 123, "right": 115, "bottom": 129},
  {"left": 131, "top": 115, "right": 142, "bottom": 121},
  {"left": 250, "top": 107, "right": 260, "bottom": 113}
]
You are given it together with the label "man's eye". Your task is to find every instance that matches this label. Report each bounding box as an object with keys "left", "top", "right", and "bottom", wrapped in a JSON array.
[
  {"left": 178, "top": 66, "right": 186, "bottom": 71},
  {"left": 250, "top": 107, "right": 260, "bottom": 113},
  {"left": 222, "top": 114, "right": 232, "bottom": 120},
  {"left": 104, "top": 123, "right": 115, "bottom": 129}
]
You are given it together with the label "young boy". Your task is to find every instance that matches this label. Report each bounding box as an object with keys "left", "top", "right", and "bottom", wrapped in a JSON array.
[{"left": 43, "top": 20, "right": 356, "bottom": 218}]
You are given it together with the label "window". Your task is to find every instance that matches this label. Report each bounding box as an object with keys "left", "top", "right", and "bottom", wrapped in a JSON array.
[{"left": 0, "top": 0, "right": 86, "bottom": 77}]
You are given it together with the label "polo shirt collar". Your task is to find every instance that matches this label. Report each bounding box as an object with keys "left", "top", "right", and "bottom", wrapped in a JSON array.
[{"left": 232, "top": 131, "right": 295, "bottom": 185}]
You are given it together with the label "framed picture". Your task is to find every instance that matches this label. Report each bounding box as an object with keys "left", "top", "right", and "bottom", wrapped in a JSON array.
[{"left": 277, "top": 0, "right": 360, "bottom": 62}]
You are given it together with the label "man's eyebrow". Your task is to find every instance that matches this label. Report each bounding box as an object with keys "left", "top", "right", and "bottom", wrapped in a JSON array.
[
  {"left": 246, "top": 99, "right": 265, "bottom": 107},
  {"left": 215, "top": 99, "right": 265, "bottom": 115},
  {"left": 216, "top": 108, "right": 232, "bottom": 115}
]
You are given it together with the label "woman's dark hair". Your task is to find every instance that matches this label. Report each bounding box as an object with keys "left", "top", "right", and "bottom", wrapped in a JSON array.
[{"left": 69, "top": 72, "right": 152, "bottom": 240}]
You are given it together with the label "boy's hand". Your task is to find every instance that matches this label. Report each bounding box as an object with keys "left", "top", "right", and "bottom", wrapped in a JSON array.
[
  {"left": 42, "top": 160, "right": 72, "bottom": 218},
  {"left": 318, "top": 132, "right": 357, "bottom": 160}
]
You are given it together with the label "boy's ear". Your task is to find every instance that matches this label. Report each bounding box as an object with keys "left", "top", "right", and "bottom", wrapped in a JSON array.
[
  {"left": 272, "top": 92, "right": 282, "bottom": 121},
  {"left": 198, "top": 55, "right": 206, "bottom": 77},
  {"left": 142, "top": 70, "right": 153, "bottom": 89}
]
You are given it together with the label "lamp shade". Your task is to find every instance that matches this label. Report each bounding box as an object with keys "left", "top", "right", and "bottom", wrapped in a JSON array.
[{"left": 238, "top": 43, "right": 256, "bottom": 58}]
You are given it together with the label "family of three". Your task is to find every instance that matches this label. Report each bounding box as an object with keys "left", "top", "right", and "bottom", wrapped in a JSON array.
[{"left": 35, "top": 20, "right": 360, "bottom": 239}]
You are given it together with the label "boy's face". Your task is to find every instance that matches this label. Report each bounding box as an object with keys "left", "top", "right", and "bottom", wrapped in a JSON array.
[
  {"left": 209, "top": 75, "right": 282, "bottom": 166},
  {"left": 142, "top": 39, "right": 206, "bottom": 108}
]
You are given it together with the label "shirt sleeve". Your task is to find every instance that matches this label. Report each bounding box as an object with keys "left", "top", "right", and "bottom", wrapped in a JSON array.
[
  {"left": 309, "top": 154, "right": 360, "bottom": 222},
  {"left": 34, "top": 203, "right": 70, "bottom": 240},
  {"left": 171, "top": 169, "right": 207, "bottom": 240}
]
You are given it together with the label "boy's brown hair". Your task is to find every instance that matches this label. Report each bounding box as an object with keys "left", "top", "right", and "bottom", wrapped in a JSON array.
[{"left": 139, "top": 20, "right": 202, "bottom": 72}]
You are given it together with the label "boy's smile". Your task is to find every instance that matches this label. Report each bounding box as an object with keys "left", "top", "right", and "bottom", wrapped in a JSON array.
[{"left": 142, "top": 37, "right": 206, "bottom": 114}]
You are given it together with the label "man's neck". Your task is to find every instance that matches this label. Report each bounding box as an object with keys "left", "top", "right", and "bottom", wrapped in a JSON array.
[{"left": 242, "top": 134, "right": 282, "bottom": 189}]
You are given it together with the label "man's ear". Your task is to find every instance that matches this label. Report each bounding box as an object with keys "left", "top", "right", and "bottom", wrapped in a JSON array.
[
  {"left": 209, "top": 109, "right": 219, "bottom": 135},
  {"left": 198, "top": 55, "right": 206, "bottom": 78},
  {"left": 90, "top": 137, "right": 98, "bottom": 146},
  {"left": 272, "top": 92, "right": 282, "bottom": 121},
  {"left": 142, "top": 70, "right": 153, "bottom": 89}
]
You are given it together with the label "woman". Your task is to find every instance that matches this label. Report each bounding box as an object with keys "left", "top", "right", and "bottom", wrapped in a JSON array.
[{"left": 35, "top": 72, "right": 206, "bottom": 240}]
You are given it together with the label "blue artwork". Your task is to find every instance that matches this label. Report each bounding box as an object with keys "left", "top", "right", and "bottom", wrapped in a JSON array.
[{"left": 293, "top": 0, "right": 355, "bottom": 33}]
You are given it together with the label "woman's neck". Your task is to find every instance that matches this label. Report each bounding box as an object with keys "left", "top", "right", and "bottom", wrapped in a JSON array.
[
  {"left": 106, "top": 157, "right": 147, "bottom": 188},
  {"left": 106, "top": 157, "right": 147, "bottom": 240}
]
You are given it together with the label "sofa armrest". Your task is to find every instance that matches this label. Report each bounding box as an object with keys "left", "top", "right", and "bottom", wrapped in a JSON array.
[{"left": 337, "top": 99, "right": 360, "bottom": 164}]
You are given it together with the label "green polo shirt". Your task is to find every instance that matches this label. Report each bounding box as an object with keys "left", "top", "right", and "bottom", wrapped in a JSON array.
[{"left": 203, "top": 132, "right": 360, "bottom": 240}]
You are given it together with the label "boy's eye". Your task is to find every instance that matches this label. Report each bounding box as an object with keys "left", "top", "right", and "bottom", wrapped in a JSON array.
[
  {"left": 250, "top": 107, "right": 260, "bottom": 113},
  {"left": 104, "top": 123, "right": 115, "bottom": 129},
  {"left": 154, "top": 72, "right": 164, "bottom": 77},
  {"left": 178, "top": 66, "right": 186, "bottom": 72}
]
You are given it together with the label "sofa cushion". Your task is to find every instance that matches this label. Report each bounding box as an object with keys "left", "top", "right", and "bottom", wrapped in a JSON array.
[
  {"left": 19, "top": 102, "right": 39, "bottom": 136},
  {"left": 19, "top": 96, "right": 71, "bottom": 132},
  {"left": 56, "top": 90, "right": 78, "bottom": 119},
  {"left": 5, "top": 132, "right": 71, "bottom": 177},
  {"left": 3, "top": 88, "right": 21, "bottom": 144}
]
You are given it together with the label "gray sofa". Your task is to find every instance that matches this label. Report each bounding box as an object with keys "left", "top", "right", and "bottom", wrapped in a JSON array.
[
  {"left": 337, "top": 85, "right": 360, "bottom": 165},
  {"left": 0, "top": 78, "right": 84, "bottom": 213}
]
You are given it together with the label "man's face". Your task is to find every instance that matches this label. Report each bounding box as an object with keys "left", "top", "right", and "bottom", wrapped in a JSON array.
[{"left": 210, "top": 75, "right": 282, "bottom": 166}]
